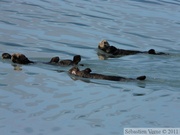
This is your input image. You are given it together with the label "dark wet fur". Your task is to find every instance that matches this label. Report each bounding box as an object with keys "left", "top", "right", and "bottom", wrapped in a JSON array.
[
  {"left": 48, "top": 56, "right": 60, "bottom": 64},
  {"left": 98, "top": 40, "right": 169, "bottom": 56},
  {"left": 49, "top": 55, "right": 81, "bottom": 66},
  {"left": 11, "top": 53, "right": 34, "bottom": 64},
  {"left": 2, "top": 53, "right": 81, "bottom": 66},
  {"left": 69, "top": 67, "right": 146, "bottom": 81}
]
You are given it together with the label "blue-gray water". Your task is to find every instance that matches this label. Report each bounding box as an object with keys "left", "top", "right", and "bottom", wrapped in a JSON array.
[{"left": 0, "top": 0, "right": 180, "bottom": 135}]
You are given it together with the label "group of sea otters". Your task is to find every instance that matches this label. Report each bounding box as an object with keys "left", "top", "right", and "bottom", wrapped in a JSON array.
[{"left": 2, "top": 40, "right": 169, "bottom": 82}]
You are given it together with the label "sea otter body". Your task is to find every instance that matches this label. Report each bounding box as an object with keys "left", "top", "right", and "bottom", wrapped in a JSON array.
[
  {"left": 69, "top": 67, "right": 146, "bottom": 81},
  {"left": 1, "top": 53, "right": 82, "bottom": 66},
  {"left": 11, "top": 53, "right": 34, "bottom": 64},
  {"left": 98, "top": 40, "right": 168, "bottom": 57}
]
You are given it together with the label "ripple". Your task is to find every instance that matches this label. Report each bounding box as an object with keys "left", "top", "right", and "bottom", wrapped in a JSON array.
[
  {"left": 87, "top": 119, "right": 105, "bottom": 128},
  {"left": 74, "top": 99, "right": 101, "bottom": 108},
  {"left": 1, "top": 103, "right": 26, "bottom": 114},
  {"left": 160, "top": 0, "right": 180, "bottom": 6},
  {"left": 66, "top": 22, "right": 90, "bottom": 27},
  {"left": 0, "top": 72, "right": 8, "bottom": 75},
  {"left": 159, "top": 94, "right": 171, "bottom": 97},
  {"left": 51, "top": 126, "right": 61, "bottom": 132},
  {"left": 0, "top": 20, "right": 16, "bottom": 25},
  {"left": 25, "top": 100, "right": 43, "bottom": 107},
  {"left": 10, "top": 108, "right": 26, "bottom": 113},
  {"left": 90, "top": 123, "right": 104, "bottom": 128},
  {"left": 145, "top": 120, "right": 161, "bottom": 126},
  {"left": 43, "top": 104, "right": 59, "bottom": 111},
  {"left": 107, "top": 110, "right": 127, "bottom": 117},
  {"left": 0, "top": 102, "right": 12, "bottom": 108},
  {"left": 29, "top": 111, "right": 45, "bottom": 117},
  {"left": 0, "top": 41, "right": 26, "bottom": 48},
  {"left": 124, "top": 31, "right": 174, "bottom": 43},
  {"left": 53, "top": 92, "right": 71, "bottom": 98},
  {"left": 24, "top": 127, "right": 34, "bottom": 133},
  {"left": 130, "top": 0, "right": 162, "bottom": 5},
  {"left": 82, "top": 13, "right": 114, "bottom": 21},
  {"left": 43, "top": 110, "right": 74, "bottom": 121},
  {"left": 61, "top": 98, "right": 81, "bottom": 103},
  {"left": 0, "top": 83, "right": 8, "bottom": 87},
  {"left": 74, "top": 114, "right": 89, "bottom": 120}
]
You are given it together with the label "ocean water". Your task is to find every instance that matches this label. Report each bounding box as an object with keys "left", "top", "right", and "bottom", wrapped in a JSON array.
[{"left": 0, "top": 0, "right": 180, "bottom": 135}]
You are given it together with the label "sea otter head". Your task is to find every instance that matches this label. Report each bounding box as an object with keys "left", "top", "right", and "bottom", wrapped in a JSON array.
[
  {"left": 73, "top": 55, "right": 81, "bottom": 65},
  {"left": 2, "top": 53, "right": 12, "bottom": 59},
  {"left": 98, "top": 40, "right": 110, "bottom": 50},
  {"left": 83, "top": 68, "right": 92, "bottom": 74},
  {"left": 69, "top": 67, "right": 80, "bottom": 75},
  {"left": 49, "top": 56, "right": 60, "bottom": 63},
  {"left": 11, "top": 53, "right": 33, "bottom": 64},
  {"left": 148, "top": 49, "right": 156, "bottom": 54}
]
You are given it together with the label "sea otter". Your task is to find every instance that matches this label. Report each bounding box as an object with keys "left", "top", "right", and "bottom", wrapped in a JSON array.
[
  {"left": 11, "top": 53, "right": 34, "bottom": 64},
  {"left": 98, "top": 40, "right": 169, "bottom": 57},
  {"left": 69, "top": 67, "right": 146, "bottom": 81},
  {"left": 1, "top": 53, "right": 82, "bottom": 66},
  {"left": 59, "top": 55, "right": 81, "bottom": 66}
]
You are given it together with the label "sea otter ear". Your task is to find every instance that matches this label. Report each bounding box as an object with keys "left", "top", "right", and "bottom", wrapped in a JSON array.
[{"left": 98, "top": 40, "right": 110, "bottom": 49}]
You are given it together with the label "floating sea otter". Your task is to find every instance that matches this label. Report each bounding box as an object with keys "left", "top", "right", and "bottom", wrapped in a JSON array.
[
  {"left": 69, "top": 67, "right": 146, "bottom": 81},
  {"left": 98, "top": 40, "right": 168, "bottom": 59},
  {"left": 2, "top": 53, "right": 82, "bottom": 66}
]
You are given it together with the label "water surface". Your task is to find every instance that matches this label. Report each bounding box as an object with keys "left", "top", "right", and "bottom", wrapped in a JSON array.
[{"left": 0, "top": 0, "right": 180, "bottom": 135}]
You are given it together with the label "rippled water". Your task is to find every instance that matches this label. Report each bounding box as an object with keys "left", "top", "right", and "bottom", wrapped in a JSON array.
[{"left": 0, "top": 0, "right": 180, "bottom": 135}]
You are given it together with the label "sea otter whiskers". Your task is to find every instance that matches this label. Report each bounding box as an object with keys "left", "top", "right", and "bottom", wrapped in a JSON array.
[{"left": 69, "top": 67, "right": 146, "bottom": 81}]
